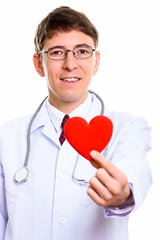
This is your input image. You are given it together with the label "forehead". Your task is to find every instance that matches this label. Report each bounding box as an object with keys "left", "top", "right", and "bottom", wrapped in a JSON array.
[{"left": 43, "top": 30, "right": 95, "bottom": 49}]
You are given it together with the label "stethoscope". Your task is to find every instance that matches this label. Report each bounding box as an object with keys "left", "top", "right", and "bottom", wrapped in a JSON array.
[{"left": 14, "top": 90, "right": 106, "bottom": 184}]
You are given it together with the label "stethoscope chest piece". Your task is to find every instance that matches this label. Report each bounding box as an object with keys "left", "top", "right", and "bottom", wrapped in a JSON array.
[{"left": 14, "top": 167, "right": 29, "bottom": 183}]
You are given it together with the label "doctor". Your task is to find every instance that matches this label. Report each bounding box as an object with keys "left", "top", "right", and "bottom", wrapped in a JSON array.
[{"left": 0, "top": 6, "right": 152, "bottom": 240}]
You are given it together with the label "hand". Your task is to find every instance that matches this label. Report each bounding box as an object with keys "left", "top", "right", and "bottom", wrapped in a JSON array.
[{"left": 87, "top": 150, "right": 131, "bottom": 207}]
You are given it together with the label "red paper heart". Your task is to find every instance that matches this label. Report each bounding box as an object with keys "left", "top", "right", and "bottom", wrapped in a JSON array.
[{"left": 64, "top": 115, "right": 113, "bottom": 161}]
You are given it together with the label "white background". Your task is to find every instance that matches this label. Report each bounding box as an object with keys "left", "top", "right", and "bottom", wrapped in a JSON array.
[{"left": 0, "top": 0, "right": 159, "bottom": 239}]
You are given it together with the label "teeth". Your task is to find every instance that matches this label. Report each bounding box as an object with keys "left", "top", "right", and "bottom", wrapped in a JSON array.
[{"left": 63, "top": 78, "right": 79, "bottom": 82}]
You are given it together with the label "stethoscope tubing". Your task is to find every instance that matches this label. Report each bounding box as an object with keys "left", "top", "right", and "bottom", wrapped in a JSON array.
[
  {"left": 14, "top": 91, "right": 104, "bottom": 183},
  {"left": 24, "top": 97, "right": 48, "bottom": 168}
]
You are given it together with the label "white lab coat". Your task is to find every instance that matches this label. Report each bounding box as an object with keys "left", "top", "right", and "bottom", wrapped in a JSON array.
[{"left": 0, "top": 94, "right": 152, "bottom": 240}]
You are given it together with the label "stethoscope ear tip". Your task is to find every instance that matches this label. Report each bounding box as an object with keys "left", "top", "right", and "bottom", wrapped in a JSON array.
[{"left": 14, "top": 167, "right": 29, "bottom": 183}]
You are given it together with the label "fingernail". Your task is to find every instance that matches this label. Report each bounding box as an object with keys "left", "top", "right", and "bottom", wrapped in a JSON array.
[{"left": 90, "top": 150, "right": 97, "bottom": 158}]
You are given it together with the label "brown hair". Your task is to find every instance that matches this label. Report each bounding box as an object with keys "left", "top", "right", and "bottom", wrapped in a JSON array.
[{"left": 34, "top": 6, "right": 99, "bottom": 53}]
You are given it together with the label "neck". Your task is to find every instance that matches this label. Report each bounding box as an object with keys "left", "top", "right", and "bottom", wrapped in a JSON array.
[{"left": 48, "top": 92, "right": 88, "bottom": 114}]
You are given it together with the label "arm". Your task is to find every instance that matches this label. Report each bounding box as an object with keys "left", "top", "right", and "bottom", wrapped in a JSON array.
[
  {"left": 0, "top": 162, "right": 8, "bottom": 239},
  {"left": 87, "top": 117, "right": 152, "bottom": 217}
]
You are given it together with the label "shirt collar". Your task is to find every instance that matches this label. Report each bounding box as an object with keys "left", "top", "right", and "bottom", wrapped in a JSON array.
[
  {"left": 46, "top": 101, "right": 64, "bottom": 133},
  {"left": 46, "top": 94, "right": 92, "bottom": 132}
]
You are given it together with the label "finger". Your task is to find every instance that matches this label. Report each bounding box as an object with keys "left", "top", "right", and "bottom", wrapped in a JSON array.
[
  {"left": 87, "top": 186, "right": 112, "bottom": 207},
  {"left": 95, "top": 168, "right": 122, "bottom": 196},
  {"left": 90, "top": 150, "right": 122, "bottom": 178},
  {"left": 89, "top": 175, "right": 113, "bottom": 200}
]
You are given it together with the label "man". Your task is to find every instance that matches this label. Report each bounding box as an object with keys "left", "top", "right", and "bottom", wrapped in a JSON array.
[{"left": 0, "top": 6, "right": 152, "bottom": 240}]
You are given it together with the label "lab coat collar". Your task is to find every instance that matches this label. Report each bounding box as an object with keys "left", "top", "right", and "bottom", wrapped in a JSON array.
[
  {"left": 29, "top": 99, "right": 61, "bottom": 146},
  {"left": 30, "top": 99, "right": 48, "bottom": 133}
]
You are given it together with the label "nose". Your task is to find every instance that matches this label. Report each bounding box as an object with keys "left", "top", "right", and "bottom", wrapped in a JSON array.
[{"left": 62, "top": 50, "right": 78, "bottom": 71}]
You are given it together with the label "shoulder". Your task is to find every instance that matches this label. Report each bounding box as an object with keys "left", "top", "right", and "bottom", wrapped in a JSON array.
[
  {"left": 0, "top": 116, "right": 33, "bottom": 158},
  {"left": 0, "top": 98, "right": 49, "bottom": 139},
  {"left": 105, "top": 110, "right": 151, "bottom": 146},
  {"left": 91, "top": 92, "right": 150, "bottom": 131},
  {"left": 0, "top": 115, "right": 32, "bottom": 137},
  {"left": 106, "top": 110, "right": 150, "bottom": 130}
]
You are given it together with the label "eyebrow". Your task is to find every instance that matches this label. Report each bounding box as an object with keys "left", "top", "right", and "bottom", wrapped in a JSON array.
[
  {"left": 75, "top": 44, "right": 91, "bottom": 48},
  {"left": 48, "top": 43, "right": 92, "bottom": 50},
  {"left": 48, "top": 45, "right": 65, "bottom": 50}
]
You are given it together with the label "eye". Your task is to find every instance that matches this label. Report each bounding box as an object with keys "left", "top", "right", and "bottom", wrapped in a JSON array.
[
  {"left": 75, "top": 46, "right": 92, "bottom": 58},
  {"left": 77, "top": 48, "right": 89, "bottom": 55},
  {"left": 79, "top": 49, "right": 87, "bottom": 54},
  {"left": 49, "top": 49, "right": 64, "bottom": 56}
]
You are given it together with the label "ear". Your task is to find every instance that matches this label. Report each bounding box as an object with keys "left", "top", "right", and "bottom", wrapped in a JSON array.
[
  {"left": 93, "top": 51, "right": 100, "bottom": 76},
  {"left": 33, "top": 53, "right": 45, "bottom": 77}
]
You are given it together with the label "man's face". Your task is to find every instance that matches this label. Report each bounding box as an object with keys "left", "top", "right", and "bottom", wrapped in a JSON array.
[{"left": 33, "top": 30, "right": 100, "bottom": 112}]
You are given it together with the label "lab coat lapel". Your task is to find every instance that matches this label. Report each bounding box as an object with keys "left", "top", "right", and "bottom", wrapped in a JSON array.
[
  {"left": 30, "top": 100, "right": 61, "bottom": 148},
  {"left": 42, "top": 119, "right": 61, "bottom": 147}
]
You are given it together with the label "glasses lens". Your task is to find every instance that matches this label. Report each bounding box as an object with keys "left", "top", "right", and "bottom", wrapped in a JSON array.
[
  {"left": 74, "top": 46, "right": 93, "bottom": 59},
  {"left": 48, "top": 47, "right": 66, "bottom": 60}
]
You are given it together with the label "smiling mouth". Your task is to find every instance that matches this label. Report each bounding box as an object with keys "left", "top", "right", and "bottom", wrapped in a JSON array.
[{"left": 60, "top": 77, "right": 80, "bottom": 82}]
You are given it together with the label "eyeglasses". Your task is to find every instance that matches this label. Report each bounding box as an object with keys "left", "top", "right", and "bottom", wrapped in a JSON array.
[{"left": 38, "top": 45, "right": 96, "bottom": 60}]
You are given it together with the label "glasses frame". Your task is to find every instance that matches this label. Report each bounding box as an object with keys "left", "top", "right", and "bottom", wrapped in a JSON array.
[{"left": 38, "top": 45, "right": 96, "bottom": 60}]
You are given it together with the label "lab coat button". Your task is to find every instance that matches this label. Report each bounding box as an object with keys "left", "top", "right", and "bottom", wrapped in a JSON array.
[
  {"left": 61, "top": 175, "right": 68, "bottom": 182},
  {"left": 59, "top": 217, "right": 67, "bottom": 224}
]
